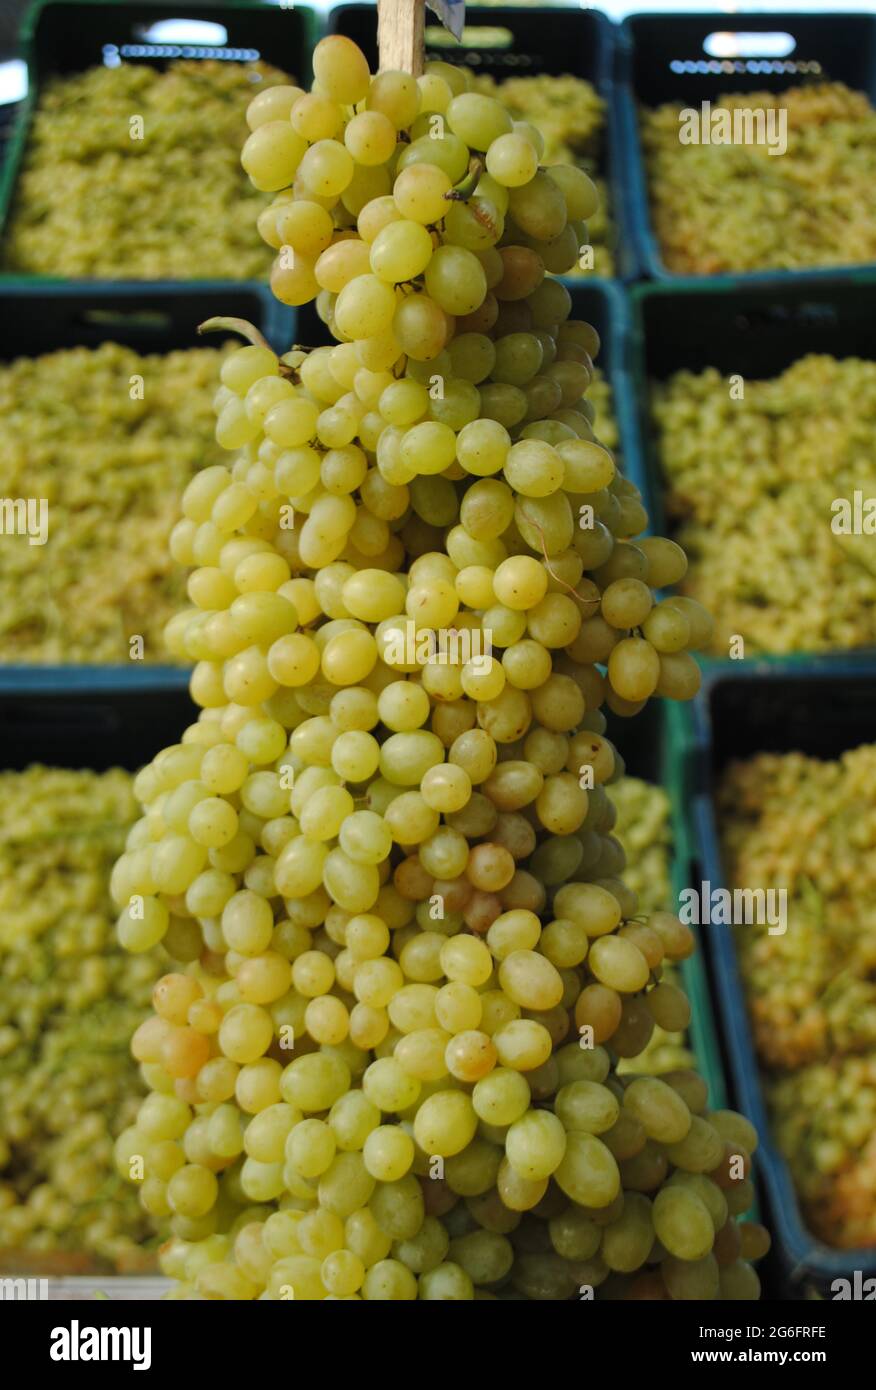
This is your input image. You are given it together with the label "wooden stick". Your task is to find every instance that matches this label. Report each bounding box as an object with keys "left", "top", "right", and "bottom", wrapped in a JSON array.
[{"left": 378, "top": 0, "right": 426, "bottom": 76}]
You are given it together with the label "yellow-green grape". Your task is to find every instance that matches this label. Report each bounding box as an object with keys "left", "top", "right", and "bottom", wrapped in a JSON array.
[{"left": 554, "top": 1132, "right": 620, "bottom": 1208}]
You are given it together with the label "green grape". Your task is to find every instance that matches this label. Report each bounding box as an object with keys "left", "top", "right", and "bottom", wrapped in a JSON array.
[
  {"left": 242, "top": 122, "right": 307, "bottom": 193},
  {"left": 397, "top": 133, "right": 470, "bottom": 183},
  {"left": 444, "top": 197, "right": 504, "bottom": 251},
  {"left": 486, "top": 133, "right": 539, "bottom": 189},
  {"left": 393, "top": 163, "right": 453, "bottom": 223},
  {"left": 370, "top": 221, "right": 434, "bottom": 284},
  {"left": 446, "top": 94, "right": 512, "bottom": 150},
  {"left": 652, "top": 1186, "right": 715, "bottom": 1261},
  {"left": 424, "top": 246, "right": 488, "bottom": 317}
]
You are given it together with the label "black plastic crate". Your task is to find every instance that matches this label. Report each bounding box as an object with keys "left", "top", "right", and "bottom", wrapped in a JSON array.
[
  {"left": 18, "top": 0, "right": 315, "bottom": 85},
  {"left": 0, "top": 676, "right": 195, "bottom": 770},
  {"left": 684, "top": 663, "right": 876, "bottom": 1290},
  {"left": 0, "top": 279, "right": 282, "bottom": 360},
  {"left": 617, "top": 11, "right": 876, "bottom": 282}
]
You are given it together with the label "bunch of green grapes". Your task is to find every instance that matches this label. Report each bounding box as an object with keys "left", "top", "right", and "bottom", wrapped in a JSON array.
[
  {"left": 769, "top": 1058, "right": 876, "bottom": 1250},
  {"left": 0, "top": 768, "right": 160, "bottom": 1270},
  {"left": 0, "top": 341, "right": 234, "bottom": 663},
  {"left": 469, "top": 72, "right": 614, "bottom": 277},
  {"left": 607, "top": 777, "right": 670, "bottom": 916},
  {"left": 584, "top": 368, "right": 617, "bottom": 455},
  {"left": 3, "top": 61, "right": 291, "bottom": 278},
  {"left": 719, "top": 745, "right": 876, "bottom": 1246},
  {"left": 609, "top": 778, "right": 695, "bottom": 1078},
  {"left": 652, "top": 355, "right": 876, "bottom": 656},
  {"left": 642, "top": 82, "right": 876, "bottom": 274},
  {"left": 111, "top": 34, "right": 768, "bottom": 1301}
]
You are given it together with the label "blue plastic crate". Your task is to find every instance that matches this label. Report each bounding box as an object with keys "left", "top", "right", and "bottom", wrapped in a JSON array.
[
  {"left": 617, "top": 10, "right": 876, "bottom": 284},
  {"left": 328, "top": 2, "right": 635, "bottom": 282},
  {"left": 684, "top": 662, "right": 876, "bottom": 1291}
]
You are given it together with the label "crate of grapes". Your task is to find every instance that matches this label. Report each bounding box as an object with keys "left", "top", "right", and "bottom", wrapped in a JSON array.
[
  {"left": 679, "top": 665, "right": 876, "bottom": 1291},
  {"left": 617, "top": 11, "right": 876, "bottom": 283},
  {"left": 0, "top": 0, "right": 318, "bottom": 285},
  {"left": 624, "top": 274, "right": 876, "bottom": 665},
  {"left": 328, "top": 2, "right": 635, "bottom": 282},
  {"left": 0, "top": 280, "right": 280, "bottom": 672},
  {"left": 0, "top": 679, "right": 194, "bottom": 1286}
]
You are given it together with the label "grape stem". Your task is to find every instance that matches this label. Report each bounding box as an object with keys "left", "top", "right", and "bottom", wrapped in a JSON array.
[
  {"left": 198, "top": 317, "right": 298, "bottom": 379},
  {"left": 197, "top": 317, "right": 271, "bottom": 350},
  {"left": 445, "top": 155, "right": 487, "bottom": 203}
]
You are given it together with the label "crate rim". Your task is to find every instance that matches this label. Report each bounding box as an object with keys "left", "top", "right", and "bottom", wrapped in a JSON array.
[
  {"left": 628, "top": 267, "right": 876, "bottom": 304},
  {"left": 17, "top": 0, "right": 319, "bottom": 51},
  {"left": 329, "top": 1, "right": 616, "bottom": 79},
  {"left": 0, "top": 667, "right": 191, "bottom": 694},
  {"left": 15, "top": 0, "right": 320, "bottom": 96},
  {"left": 620, "top": 9, "right": 874, "bottom": 34}
]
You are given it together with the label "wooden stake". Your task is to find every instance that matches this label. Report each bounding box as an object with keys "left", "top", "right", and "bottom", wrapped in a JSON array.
[{"left": 378, "top": 0, "right": 426, "bottom": 76}]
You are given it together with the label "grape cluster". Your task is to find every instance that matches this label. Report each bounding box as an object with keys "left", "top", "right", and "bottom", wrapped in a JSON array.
[
  {"left": 0, "top": 769, "right": 158, "bottom": 1270},
  {"left": 652, "top": 356, "right": 876, "bottom": 656},
  {"left": 642, "top": 82, "right": 876, "bottom": 274},
  {"left": 113, "top": 35, "right": 767, "bottom": 1301},
  {"left": 0, "top": 342, "right": 231, "bottom": 663},
  {"left": 468, "top": 71, "right": 615, "bottom": 277},
  {"left": 3, "top": 61, "right": 291, "bottom": 279},
  {"left": 719, "top": 745, "right": 876, "bottom": 1246}
]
